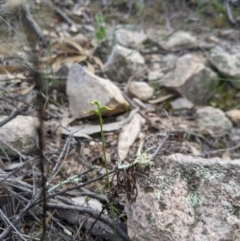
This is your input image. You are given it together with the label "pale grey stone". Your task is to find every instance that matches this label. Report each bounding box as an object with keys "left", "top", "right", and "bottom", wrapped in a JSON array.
[
  {"left": 127, "top": 81, "right": 154, "bottom": 101},
  {"left": 115, "top": 28, "right": 147, "bottom": 49},
  {"left": 208, "top": 47, "right": 240, "bottom": 88},
  {"left": 170, "top": 97, "right": 194, "bottom": 110},
  {"left": 159, "top": 54, "right": 218, "bottom": 105},
  {"left": 0, "top": 115, "right": 39, "bottom": 157},
  {"left": 103, "top": 45, "right": 145, "bottom": 82},
  {"left": 126, "top": 154, "right": 240, "bottom": 241},
  {"left": 66, "top": 64, "right": 129, "bottom": 119},
  {"left": 159, "top": 31, "right": 197, "bottom": 51},
  {"left": 196, "top": 106, "right": 232, "bottom": 137}
]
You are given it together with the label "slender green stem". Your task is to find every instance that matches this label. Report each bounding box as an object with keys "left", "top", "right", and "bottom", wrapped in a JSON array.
[
  {"left": 97, "top": 111, "right": 110, "bottom": 190},
  {"left": 85, "top": 100, "right": 117, "bottom": 241},
  {"left": 85, "top": 100, "right": 112, "bottom": 190},
  {"left": 97, "top": 111, "right": 117, "bottom": 240}
]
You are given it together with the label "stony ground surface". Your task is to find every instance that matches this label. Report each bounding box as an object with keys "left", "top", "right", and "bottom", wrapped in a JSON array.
[{"left": 0, "top": 0, "right": 240, "bottom": 240}]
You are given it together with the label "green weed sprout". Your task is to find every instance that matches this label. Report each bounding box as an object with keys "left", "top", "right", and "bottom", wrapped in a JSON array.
[
  {"left": 84, "top": 100, "right": 114, "bottom": 190},
  {"left": 95, "top": 13, "right": 106, "bottom": 42},
  {"left": 136, "top": 0, "right": 144, "bottom": 17}
]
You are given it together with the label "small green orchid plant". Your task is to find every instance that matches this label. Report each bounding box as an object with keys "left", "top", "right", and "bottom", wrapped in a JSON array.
[
  {"left": 84, "top": 100, "right": 114, "bottom": 190},
  {"left": 85, "top": 100, "right": 118, "bottom": 240},
  {"left": 86, "top": 101, "right": 153, "bottom": 173}
]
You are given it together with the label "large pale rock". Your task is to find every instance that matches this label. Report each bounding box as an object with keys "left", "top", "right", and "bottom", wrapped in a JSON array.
[
  {"left": 127, "top": 81, "right": 154, "bottom": 101},
  {"left": 0, "top": 115, "right": 38, "bottom": 157},
  {"left": 103, "top": 45, "right": 145, "bottom": 82},
  {"left": 115, "top": 28, "right": 147, "bottom": 49},
  {"left": 208, "top": 47, "right": 240, "bottom": 88},
  {"left": 126, "top": 154, "right": 240, "bottom": 241},
  {"left": 196, "top": 106, "right": 232, "bottom": 137},
  {"left": 66, "top": 64, "right": 129, "bottom": 118},
  {"left": 159, "top": 54, "right": 218, "bottom": 104},
  {"left": 159, "top": 31, "right": 197, "bottom": 51}
]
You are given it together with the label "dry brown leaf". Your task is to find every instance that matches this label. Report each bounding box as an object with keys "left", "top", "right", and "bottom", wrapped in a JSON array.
[
  {"left": 15, "top": 73, "right": 26, "bottom": 80},
  {"left": 0, "top": 66, "right": 16, "bottom": 80},
  {"left": 185, "top": 142, "right": 202, "bottom": 156},
  {"left": 51, "top": 57, "right": 67, "bottom": 71},
  {"left": 148, "top": 94, "right": 174, "bottom": 104},
  {"left": 73, "top": 33, "right": 89, "bottom": 47},
  {"left": 222, "top": 151, "right": 232, "bottom": 161},
  {"left": 61, "top": 37, "right": 84, "bottom": 54},
  {"left": 118, "top": 113, "right": 146, "bottom": 161},
  {"left": 0, "top": 65, "right": 23, "bottom": 74},
  {"left": 52, "top": 55, "right": 88, "bottom": 71},
  {"left": 40, "top": 54, "right": 58, "bottom": 64},
  {"left": 226, "top": 109, "right": 240, "bottom": 125},
  {"left": 0, "top": 46, "right": 13, "bottom": 56},
  {"left": 0, "top": 65, "right": 10, "bottom": 75},
  {"left": 53, "top": 43, "right": 81, "bottom": 54},
  {"left": 63, "top": 55, "right": 88, "bottom": 64},
  {"left": 10, "top": 83, "right": 35, "bottom": 95},
  {"left": 0, "top": 67, "right": 26, "bottom": 85},
  {"left": 87, "top": 61, "right": 95, "bottom": 74},
  {"left": 92, "top": 56, "right": 104, "bottom": 69},
  {"left": 43, "top": 54, "right": 63, "bottom": 66}
]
